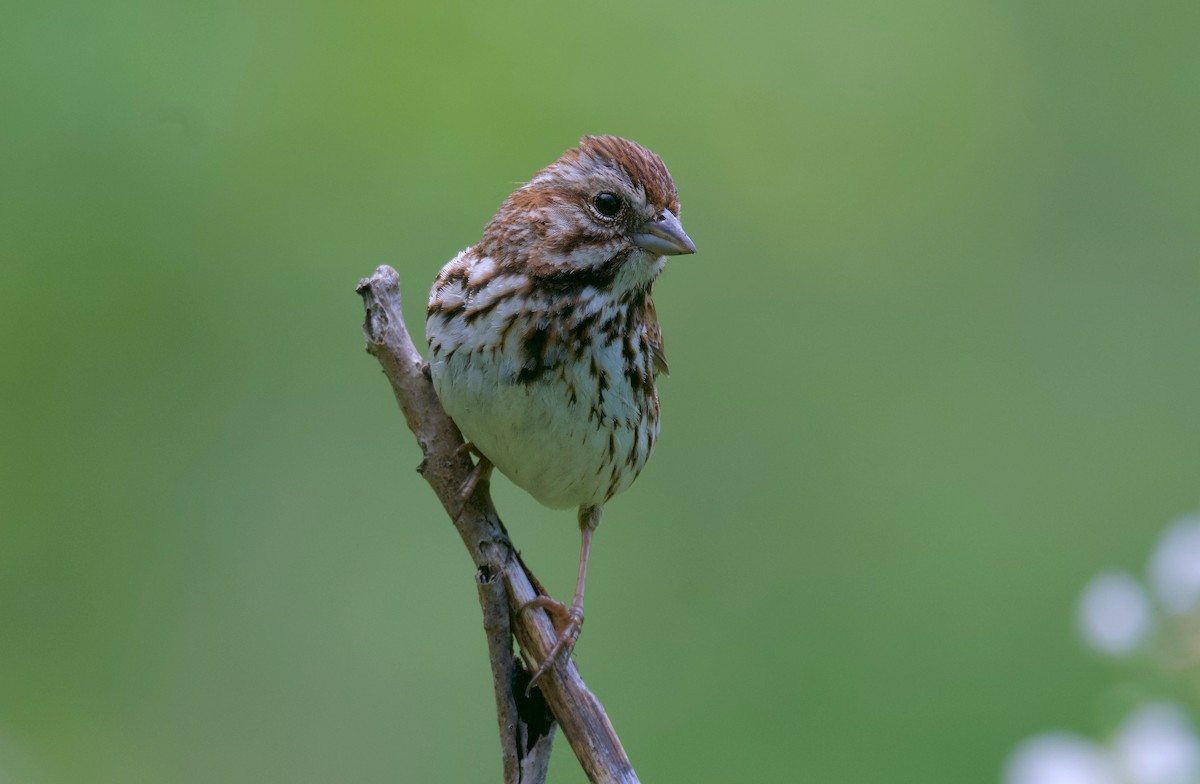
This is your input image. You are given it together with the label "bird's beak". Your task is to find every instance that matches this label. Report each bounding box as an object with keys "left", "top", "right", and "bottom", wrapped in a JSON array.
[{"left": 633, "top": 209, "right": 696, "bottom": 256}]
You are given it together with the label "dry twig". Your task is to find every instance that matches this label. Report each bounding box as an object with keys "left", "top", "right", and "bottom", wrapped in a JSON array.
[{"left": 358, "top": 265, "right": 639, "bottom": 784}]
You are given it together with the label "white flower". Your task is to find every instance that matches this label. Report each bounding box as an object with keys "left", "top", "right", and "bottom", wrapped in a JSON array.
[
  {"left": 1077, "top": 571, "right": 1152, "bottom": 655},
  {"left": 1005, "top": 733, "right": 1119, "bottom": 784},
  {"left": 1148, "top": 515, "right": 1200, "bottom": 615},
  {"left": 1113, "top": 702, "right": 1200, "bottom": 784}
]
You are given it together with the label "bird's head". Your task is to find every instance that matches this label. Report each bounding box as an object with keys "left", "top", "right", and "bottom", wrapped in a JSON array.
[{"left": 479, "top": 135, "right": 695, "bottom": 293}]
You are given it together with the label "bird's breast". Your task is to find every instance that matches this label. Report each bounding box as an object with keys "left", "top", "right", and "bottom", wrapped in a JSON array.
[{"left": 427, "top": 268, "right": 660, "bottom": 510}]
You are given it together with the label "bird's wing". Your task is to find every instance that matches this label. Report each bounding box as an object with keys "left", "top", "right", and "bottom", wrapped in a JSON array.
[{"left": 645, "top": 297, "right": 669, "bottom": 377}]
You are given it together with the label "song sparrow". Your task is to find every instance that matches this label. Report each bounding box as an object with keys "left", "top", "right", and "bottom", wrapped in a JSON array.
[{"left": 426, "top": 135, "right": 695, "bottom": 683}]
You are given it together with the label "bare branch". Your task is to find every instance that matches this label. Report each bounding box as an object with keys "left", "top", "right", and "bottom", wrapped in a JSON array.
[
  {"left": 477, "top": 565, "right": 554, "bottom": 783},
  {"left": 358, "top": 265, "right": 640, "bottom": 784}
]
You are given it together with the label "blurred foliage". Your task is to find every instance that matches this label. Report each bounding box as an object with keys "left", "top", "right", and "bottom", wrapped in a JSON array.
[{"left": 1, "top": 1, "right": 1198, "bottom": 782}]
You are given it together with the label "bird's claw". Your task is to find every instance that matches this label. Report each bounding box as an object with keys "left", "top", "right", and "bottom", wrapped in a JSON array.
[
  {"left": 522, "top": 596, "right": 584, "bottom": 688},
  {"left": 456, "top": 442, "right": 493, "bottom": 501}
]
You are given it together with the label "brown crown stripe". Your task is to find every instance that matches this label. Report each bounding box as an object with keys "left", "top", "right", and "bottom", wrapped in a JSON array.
[{"left": 574, "top": 135, "right": 680, "bottom": 216}]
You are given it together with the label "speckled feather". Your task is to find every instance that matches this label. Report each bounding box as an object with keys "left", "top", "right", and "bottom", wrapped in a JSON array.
[{"left": 426, "top": 136, "right": 683, "bottom": 512}]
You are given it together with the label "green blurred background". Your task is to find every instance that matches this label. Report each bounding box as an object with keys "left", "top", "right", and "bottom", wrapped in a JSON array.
[{"left": 2, "top": 0, "right": 1197, "bottom": 781}]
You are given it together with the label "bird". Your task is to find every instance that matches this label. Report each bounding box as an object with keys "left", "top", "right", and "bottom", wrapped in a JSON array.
[{"left": 425, "top": 135, "right": 695, "bottom": 684}]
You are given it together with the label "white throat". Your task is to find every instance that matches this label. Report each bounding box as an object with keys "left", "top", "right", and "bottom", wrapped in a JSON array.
[{"left": 610, "top": 251, "right": 667, "bottom": 296}]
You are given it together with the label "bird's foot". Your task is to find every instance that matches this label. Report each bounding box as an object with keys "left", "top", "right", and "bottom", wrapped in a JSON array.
[
  {"left": 522, "top": 595, "right": 584, "bottom": 688},
  {"left": 456, "top": 442, "right": 493, "bottom": 501}
]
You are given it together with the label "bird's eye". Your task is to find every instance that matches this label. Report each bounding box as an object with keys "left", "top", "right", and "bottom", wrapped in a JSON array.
[{"left": 593, "top": 192, "right": 622, "bottom": 218}]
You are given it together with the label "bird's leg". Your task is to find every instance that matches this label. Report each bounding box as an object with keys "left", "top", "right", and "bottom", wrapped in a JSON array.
[
  {"left": 524, "top": 505, "right": 601, "bottom": 687},
  {"left": 456, "top": 441, "right": 493, "bottom": 501}
]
